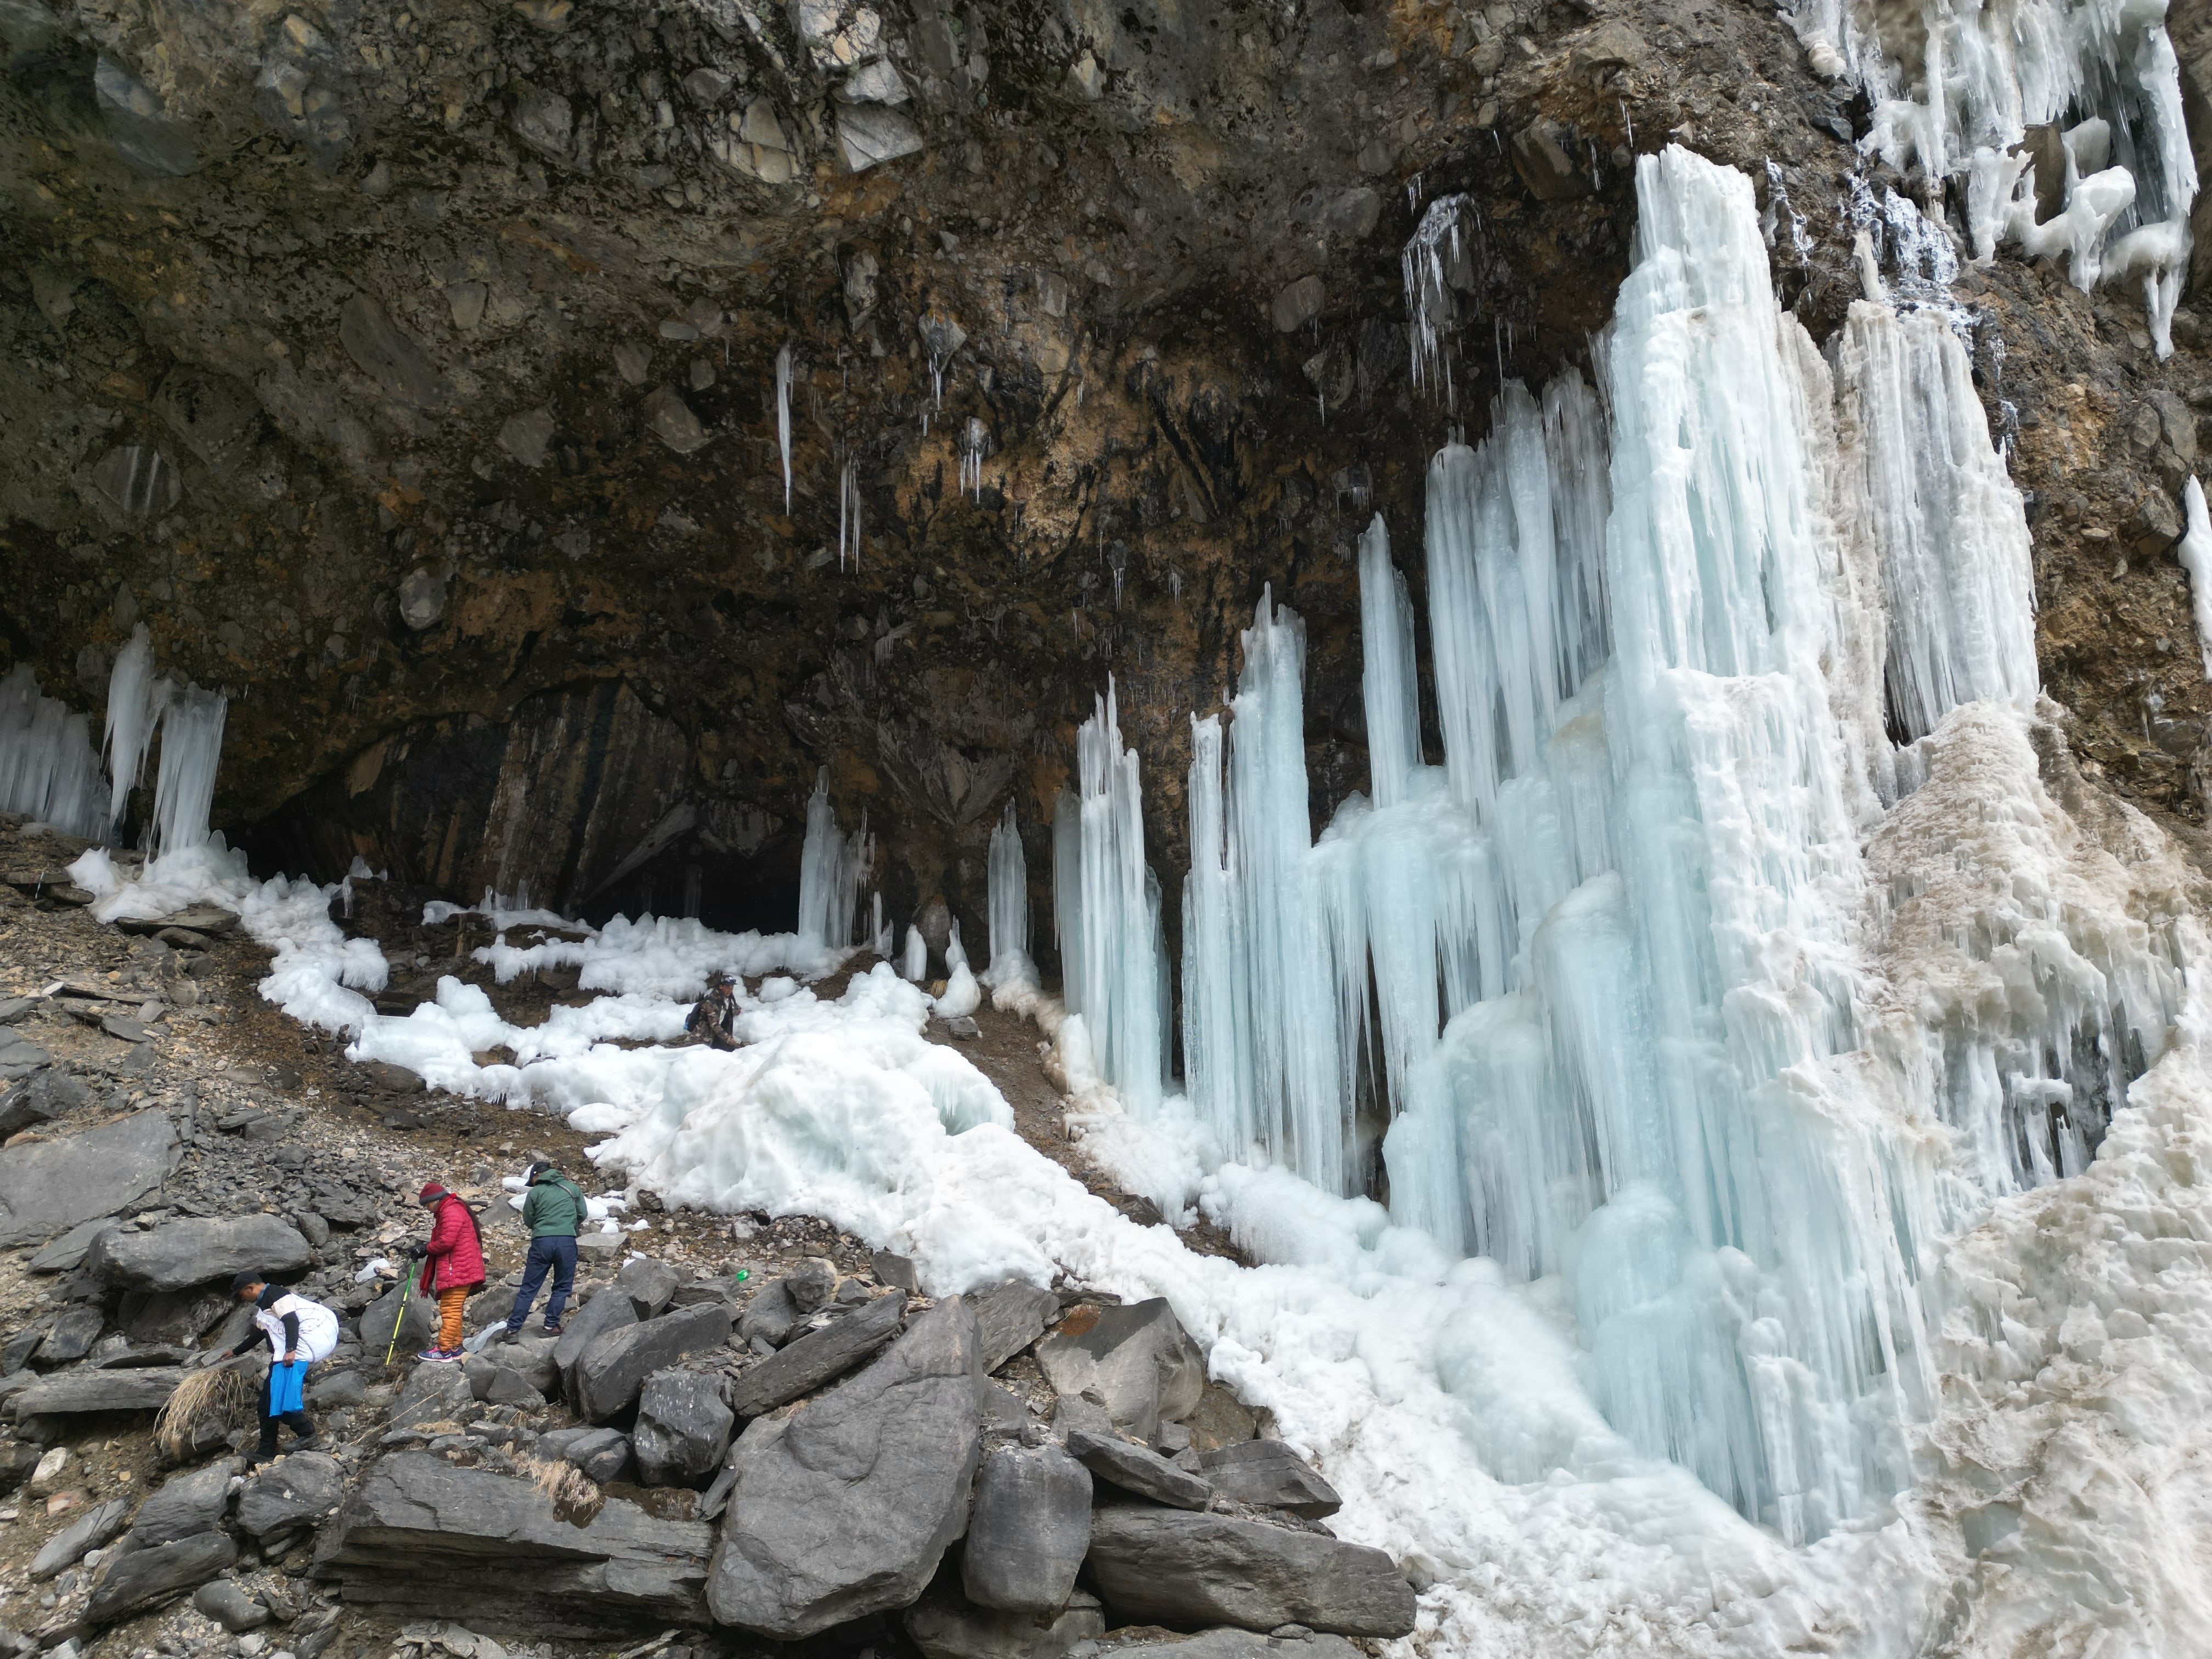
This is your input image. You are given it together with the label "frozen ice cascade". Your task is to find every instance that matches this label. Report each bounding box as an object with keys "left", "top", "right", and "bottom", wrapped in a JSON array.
[
  {"left": 792, "top": 766, "right": 871, "bottom": 964},
  {"left": 0, "top": 629, "right": 224, "bottom": 845},
  {"left": 1788, "top": 0, "right": 2198, "bottom": 353},
  {"left": 57, "top": 146, "right": 2212, "bottom": 1656}
]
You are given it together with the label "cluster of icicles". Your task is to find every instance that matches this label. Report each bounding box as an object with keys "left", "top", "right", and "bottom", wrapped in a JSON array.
[
  {"left": 952, "top": 146, "right": 2188, "bottom": 1548},
  {"left": 0, "top": 625, "right": 228, "bottom": 852},
  {"left": 1788, "top": 0, "right": 2198, "bottom": 354}
]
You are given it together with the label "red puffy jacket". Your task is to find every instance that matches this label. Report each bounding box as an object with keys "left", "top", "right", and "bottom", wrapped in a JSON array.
[{"left": 419, "top": 1194, "right": 486, "bottom": 1294}]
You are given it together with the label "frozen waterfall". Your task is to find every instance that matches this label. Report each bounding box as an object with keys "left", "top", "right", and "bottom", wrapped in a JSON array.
[
  {"left": 983, "top": 801, "right": 1035, "bottom": 986},
  {"left": 1057, "top": 144, "right": 2185, "bottom": 1550},
  {"left": 793, "top": 768, "right": 872, "bottom": 960}
]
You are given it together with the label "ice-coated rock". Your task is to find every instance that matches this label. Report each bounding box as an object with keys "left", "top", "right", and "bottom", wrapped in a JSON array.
[
  {"left": 1084, "top": 1509, "right": 1416, "bottom": 1638},
  {"left": 962, "top": 1442, "right": 1091, "bottom": 1613},
  {"left": 708, "top": 1295, "right": 985, "bottom": 1638}
]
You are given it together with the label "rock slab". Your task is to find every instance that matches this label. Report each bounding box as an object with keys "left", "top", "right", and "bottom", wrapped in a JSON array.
[
  {"left": 709, "top": 1296, "right": 985, "bottom": 1639},
  {"left": 1084, "top": 1509, "right": 1416, "bottom": 1638},
  {"left": 962, "top": 1442, "right": 1092, "bottom": 1614},
  {"left": 86, "top": 1531, "right": 239, "bottom": 1626},
  {"left": 320, "top": 1451, "right": 712, "bottom": 1632},
  {"left": 1066, "top": 1428, "right": 1212, "bottom": 1510},
  {"left": 1036, "top": 1299, "right": 1203, "bottom": 1442},
  {"left": 1197, "top": 1439, "right": 1342, "bottom": 1519},
  {"left": 129, "top": 1458, "right": 238, "bottom": 1546},
  {"left": 727, "top": 1289, "right": 904, "bottom": 1417},
  {"left": 87, "top": 1214, "right": 311, "bottom": 1293},
  {"left": 237, "top": 1451, "right": 347, "bottom": 1538},
  {"left": 0, "top": 1109, "right": 177, "bottom": 1246},
  {"left": 573, "top": 1302, "right": 732, "bottom": 1421},
  {"left": 970, "top": 1279, "right": 1059, "bottom": 1375}
]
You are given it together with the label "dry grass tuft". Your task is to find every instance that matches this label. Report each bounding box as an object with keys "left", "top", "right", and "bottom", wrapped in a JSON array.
[
  {"left": 519, "top": 1453, "right": 606, "bottom": 1528},
  {"left": 155, "top": 1365, "right": 254, "bottom": 1463}
]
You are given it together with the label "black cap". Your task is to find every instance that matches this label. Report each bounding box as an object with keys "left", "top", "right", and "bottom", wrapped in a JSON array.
[{"left": 229, "top": 1271, "right": 263, "bottom": 1293}]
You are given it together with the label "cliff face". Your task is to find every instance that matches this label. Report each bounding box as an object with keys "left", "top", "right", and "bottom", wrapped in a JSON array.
[{"left": 4, "top": 0, "right": 2212, "bottom": 939}]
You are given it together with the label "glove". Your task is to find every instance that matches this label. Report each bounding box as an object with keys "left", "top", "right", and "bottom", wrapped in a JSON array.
[{"left": 406, "top": 1243, "right": 427, "bottom": 1260}]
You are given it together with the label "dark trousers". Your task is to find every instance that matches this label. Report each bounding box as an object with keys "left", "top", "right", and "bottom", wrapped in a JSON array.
[
  {"left": 507, "top": 1234, "right": 578, "bottom": 1330},
  {"left": 258, "top": 1369, "right": 314, "bottom": 1460}
]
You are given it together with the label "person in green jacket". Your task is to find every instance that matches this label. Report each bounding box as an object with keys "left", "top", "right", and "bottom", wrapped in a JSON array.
[{"left": 501, "top": 1159, "right": 588, "bottom": 1340}]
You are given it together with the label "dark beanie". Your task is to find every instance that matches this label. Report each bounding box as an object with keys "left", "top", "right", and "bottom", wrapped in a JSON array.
[{"left": 229, "top": 1270, "right": 263, "bottom": 1294}]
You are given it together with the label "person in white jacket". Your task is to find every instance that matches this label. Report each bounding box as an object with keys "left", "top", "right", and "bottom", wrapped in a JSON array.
[{"left": 222, "top": 1272, "right": 338, "bottom": 1467}]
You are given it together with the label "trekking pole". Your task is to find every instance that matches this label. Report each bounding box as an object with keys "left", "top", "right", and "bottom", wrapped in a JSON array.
[{"left": 382, "top": 1267, "right": 416, "bottom": 1367}]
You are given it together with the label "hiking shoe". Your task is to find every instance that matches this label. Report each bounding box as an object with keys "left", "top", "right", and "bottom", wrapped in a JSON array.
[
  {"left": 290, "top": 1433, "right": 321, "bottom": 1452},
  {"left": 540, "top": 1322, "right": 563, "bottom": 1336},
  {"left": 498, "top": 1325, "right": 521, "bottom": 1345},
  {"left": 415, "top": 1346, "right": 461, "bottom": 1362}
]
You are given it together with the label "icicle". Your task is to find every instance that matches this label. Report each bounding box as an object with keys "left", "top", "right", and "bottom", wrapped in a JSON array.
[
  {"left": 984, "top": 800, "right": 1032, "bottom": 985},
  {"left": 1357, "top": 515, "right": 1421, "bottom": 809},
  {"left": 775, "top": 343, "right": 793, "bottom": 516},
  {"left": 0, "top": 666, "right": 108, "bottom": 840},
  {"left": 1402, "top": 195, "right": 1480, "bottom": 398},
  {"left": 960, "top": 417, "right": 988, "bottom": 501},
  {"left": 838, "top": 459, "right": 862, "bottom": 569},
  {"left": 793, "top": 768, "right": 843, "bottom": 955},
  {"left": 148, "top": 686, "right": 227, "bottom": 855},
  {"left": 902, "top": 924, "right": 929, "bottom": 981},
  {"left": 2177, "top": 478, "right": 2212, "bottom": 680},
  {"left": 101, "top": 624, "right": 163, "bottom": 830}
]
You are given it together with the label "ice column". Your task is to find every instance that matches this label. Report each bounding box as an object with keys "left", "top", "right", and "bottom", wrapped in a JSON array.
[
  {"left": 1357, "top": 515, "right": 1421, "bottom": 808},
  {"left": 1054, "top": 683, "right": 1169, "bottom": 1113},
  {"left": 1829, "top": 301, "right": 2038, "bottom": 741},
  {"left": 2177, "top": 477, "right": 2212, "bottom": 679},
  {"left": 984, "top": 801, "right": 1033, "bottom": 985},
  {"left": 0, "top": 667, "right": 108, "bottom": 840},
  {"left": 148, "top": 687, "right": 227, "bottom": 855},
  {"left": 102, "top": 625, "right": 165, "bottom": 830},
  {"left": 794, "top": 769, "right": 845, "bottom": 955},
  {"left": 775, "top": 344, "right": 793, "bottom": 515}
]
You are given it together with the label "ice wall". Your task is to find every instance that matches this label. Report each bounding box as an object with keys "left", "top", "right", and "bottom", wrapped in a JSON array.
[
  {"left": 0, "top": 666, "right": 109, "bottom": 840},
  {"left": 1790, "top": 0, "right": 2198, "bottom": 353},
  {"left": 1155, "top": 144, "right": 2188, "bottom": 1546}
]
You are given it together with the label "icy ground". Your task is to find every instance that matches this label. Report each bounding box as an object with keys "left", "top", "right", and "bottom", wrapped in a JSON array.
[{"left": 56, "top": 782, "right": 2212, "bottom": 1659}]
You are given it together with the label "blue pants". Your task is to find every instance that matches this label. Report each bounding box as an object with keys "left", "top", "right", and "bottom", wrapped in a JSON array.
[{"left": 507, "top": 1234, "right": 577, "bottom": 1331}]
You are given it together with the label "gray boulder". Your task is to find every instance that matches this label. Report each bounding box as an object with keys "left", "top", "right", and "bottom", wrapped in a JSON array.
[
  {"left": 729, "top": 1289, "right": 904, "bottom": 1417},
  {"left": 87, "top": 1215, "right": 311, "bottom": 1293},
  {"left": 1035, "top": 1299, "right": 1203, "bottom": 1443},
  {"left": 0, "top": 1067, "right": 89, "bottom": 1138},
  {"left": 129, "top": 1457, "right": 238, "bottom": 1546},
  {"left": 389, "top": 1357, "right": 475, "bottom": 1429},
  {"left": 1107, "top": 1633, "right": 1361, "bottom": 1659},
  {"left": 708, "top": 1296, "right": 985, "bottom": 1638},
  {"left": 320, "top": 1451, "right": 712, "bottom": 1632},
  {"left": 971, "top": 1279, "right": 1060, "bottom": 1374},
  {"left": 1084, "top": 1509, "right": 1416, "bottom": 1638},
  {"left": 0, "top": 1109, "right": 177, "bottom": 1246},
  {"left": 37, "top": 1305, "right": 104, "bottom": 1363},
  {"left": 573, "top": 1302, "right": 732, "bottom": 1421},
  {"left": 1197, "top": 1440, "right": 1342, "bottom": 1519},
  {"left": 86, "top": 1531, "right": 238, "bottom": 1626},
  {"left": 617, "top": 1257, "right": 681, "bottom": 1318},
  {"left": 27, "top": 1216, "right": 119, "bottom": 1275},
  {"left": 237, "top": 1451, "right": 347, "bottom": 1539},
  {"left": 359, "top": 1281, "right": 437, "bottom": 1358},
  {"left": 633, "top": 1369, "right": 735, "bottom": 1486},
  {"left": 9, "top": 1365, "right": 189, "bottom": 1424},
  {"left": 785, "top": 1257, "right": 836, "bottom": 1313},
  {"left": 193, "top": 1579, "right": 269, "bottom": 1633},
  {"left": 1066, "top": 1427, "right": 1211, "bottom": 1510},
  {"left": 30, "top": 1496, "right": 131, "bottom": 1579},
  {"left": 962, "top": 1442, "right": 1091, "bottom": 1613},
  {"left": 538, "top": 1425, "right": 633, "bottom": 1483},
  {"left": 905, "top": 1590, "right": 1105, "bottom": 1659},
  {"left": 552, "top": 1285, "right": 639, "bottom": 1379},
  {"left": 736, "top": 1278, "right": 800, "bottom": 1348},
  {"left": 698, "top": 1410, "right": 785, "bottom": 1520}
]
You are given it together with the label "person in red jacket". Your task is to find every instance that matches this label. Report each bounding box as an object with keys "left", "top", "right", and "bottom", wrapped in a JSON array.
[{"left": 409, "top": 1181, "right": 487, "bottom": 1362}]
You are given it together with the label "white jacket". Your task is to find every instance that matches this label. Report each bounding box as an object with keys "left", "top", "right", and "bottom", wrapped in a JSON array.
[{"left": 253, "top": 1293, "right": 339, "bottom": 1363}]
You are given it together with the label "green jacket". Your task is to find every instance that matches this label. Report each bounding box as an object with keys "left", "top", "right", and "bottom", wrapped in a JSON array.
[{"left": 522, "top": 1175, "right": 587, "bottom": 1239}]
